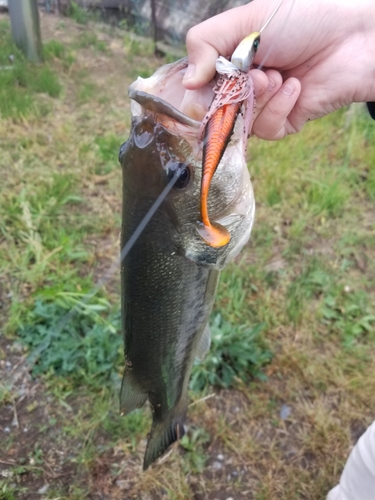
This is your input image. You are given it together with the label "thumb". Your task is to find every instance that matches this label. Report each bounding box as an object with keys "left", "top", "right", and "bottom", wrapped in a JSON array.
[{"left": 182, "top": 33, "right": 218, "bottom": 90}]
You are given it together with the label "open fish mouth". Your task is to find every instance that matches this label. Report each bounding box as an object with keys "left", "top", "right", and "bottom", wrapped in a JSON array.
[{"left": 128, "top": 57, "right": 215, "bottom": 132}]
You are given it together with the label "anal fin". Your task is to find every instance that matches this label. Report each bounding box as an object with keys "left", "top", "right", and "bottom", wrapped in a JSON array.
[{"left": 120, "top": 371, "right": 147, "bottom": 416}]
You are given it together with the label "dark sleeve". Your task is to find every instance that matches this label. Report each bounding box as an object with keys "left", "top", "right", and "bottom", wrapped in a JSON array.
[{"left": 367, "top": 102, "right": 375, "bottom": 120}]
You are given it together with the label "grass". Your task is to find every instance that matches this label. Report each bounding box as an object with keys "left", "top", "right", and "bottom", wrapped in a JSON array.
[
  {"left": 0, "top": 11, "right": 375, "bottom": 500},
  {"left": 0, "top": 21, "right": 62, "bottom": 119}
]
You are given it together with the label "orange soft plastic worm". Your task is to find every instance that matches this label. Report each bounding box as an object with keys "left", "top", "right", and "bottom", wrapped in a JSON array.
[
  {"left": 196, "top": 101, "right": 241, "bottom": 248},
  {"left": 196, "top": 57, "right": 254, "bottom": 249}
]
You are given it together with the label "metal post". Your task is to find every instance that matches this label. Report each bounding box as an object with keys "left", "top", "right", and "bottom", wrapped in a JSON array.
[
  {"left": 150, "top": 0, "right": 158, "bottom": 56},
  {"left": 8, "top": 0, "right": 43, "bottom": 63}
]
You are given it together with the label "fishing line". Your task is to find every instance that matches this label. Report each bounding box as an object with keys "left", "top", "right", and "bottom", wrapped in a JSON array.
[
  {"left": 3, "top": 0, "right": 291, "bottom": 390},
  {"left": 257, "top": 0, "right": 296, "bottom": 71},
  {"left": 3, "top": 165, "right": 184, "bottom": 390}
]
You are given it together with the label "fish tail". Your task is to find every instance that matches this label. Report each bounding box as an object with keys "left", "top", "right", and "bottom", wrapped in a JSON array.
[
  {"left": 120, "top": 370, "right": 147, "bottom": 415},
  {"left": 143, "top": 404, "right": 187, "bottom": 470}
]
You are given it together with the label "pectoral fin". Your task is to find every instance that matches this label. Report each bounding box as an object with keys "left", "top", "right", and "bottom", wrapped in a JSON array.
[{"left": 195, "top": 324, "right": 211, "bottom": 361}]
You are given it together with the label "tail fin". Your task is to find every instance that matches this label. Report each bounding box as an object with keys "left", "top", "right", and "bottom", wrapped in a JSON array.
[
  {"left": 143, "top": 410, "right": 186, "bottom": 470},
  {"left": 120, "top": 371, "right": 147, "bottom": 416}
]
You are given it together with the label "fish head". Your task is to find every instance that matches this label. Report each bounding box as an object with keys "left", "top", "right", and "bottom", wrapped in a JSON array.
[{"left": 120, "top": 58, "right": 255, "bottom": 269}]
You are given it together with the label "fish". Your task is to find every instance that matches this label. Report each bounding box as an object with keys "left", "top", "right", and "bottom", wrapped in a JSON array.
[{"left": 119, "top": 57, "right": 255, "bottom": 470}]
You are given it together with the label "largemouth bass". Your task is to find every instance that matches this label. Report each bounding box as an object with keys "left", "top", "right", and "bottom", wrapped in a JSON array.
[{"left": 119, "top": 58, "right": 255, "bottom": 470}]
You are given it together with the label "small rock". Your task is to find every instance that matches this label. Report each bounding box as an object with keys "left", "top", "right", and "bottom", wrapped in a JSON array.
[
  {"left": 285, "top": 450, "right": 297, "bottom": 459},
  {"left": 212, "top": 461, "right": 222, "bottom": 471},
  {"left": 11, "top": 343, "right": 24, "bottom": 353},
  {"left": 4, "top": 427, "right": 10, "bottom": 433},
  {"left": 1, "top": 470, "right": 13, "bottom": 478},
  {"left": 344, "top": 285, "right": 351, "bottom": 293},
  {"left": 38, "top": 484, "right": 49, "bottom": 494},
  {"left": 116, "top": 480, "right": 130, "bottom": 490},
  {"left": 280, "top": 404, "right": 292, "bottom": 420},
  {"left": 226, "top": 497, "right": 234, "bottom": 500},
  {"left": 217, "top": 453, "right": 224, "bottom": 461}
]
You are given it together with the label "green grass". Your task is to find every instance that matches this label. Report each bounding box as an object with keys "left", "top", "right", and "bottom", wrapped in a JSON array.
[
  {"left": 75, "top": 31, "right": 107, "bottom": 52},
  {"left": 17, "top": 295, "right": 122, "bottom": 388},
  {"left": 65, "top": 1, "right": 93, "bottom": 24},
  {"left": 0, "top": 21, "right": 61, "bottom": 119},
  {"left": 190, "top": 314, "right": 271, "bottom": 391}
]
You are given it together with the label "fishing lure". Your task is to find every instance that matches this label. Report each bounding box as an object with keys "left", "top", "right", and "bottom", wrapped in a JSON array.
[{"left": 197, "top": 0, "right": 283, "bottom": 248}]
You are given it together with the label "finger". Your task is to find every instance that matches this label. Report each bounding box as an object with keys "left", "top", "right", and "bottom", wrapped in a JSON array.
[
  {"left": 252, "top": 77, "right": 302, "bottom": 140},
  {"left": 183, "top": 5, "right": 261, "bottom": 89},
  {"left": 249, "top": 68, "right": 270, "bottom": 99},
  {"left": 253, "top": 69, "right": 283, "bottom": 120}
]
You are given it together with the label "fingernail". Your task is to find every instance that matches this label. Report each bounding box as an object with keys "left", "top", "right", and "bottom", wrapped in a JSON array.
[
  {"left": 282, "top": 83, "right": 295, "bottom": 96},
  {"left": 267, "top": 78, "right": 276, "bottom": 91},
  {"left": 183, "top": 64, "right": 196, "bottom": 81}
]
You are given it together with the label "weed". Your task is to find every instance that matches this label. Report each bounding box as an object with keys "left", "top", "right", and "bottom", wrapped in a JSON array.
[
  {"left": 66, "top": 1, "right": 91, "bottom": 24},
  {"left": 0, "top": 483, "right": 17, "bottom": 500},
  {"left": 180, "top": 427, "right": 210, "bottom": 473},
  {"left": 17, "top": 295, "right": 122, "bottom": 388},
  {"left": 321, "top": 291, "right": 375, "bottom": 346},
  {"left": 190, "top": 314, "right": 271, "bottom": 391},
  {"left": 0, "top": 21, "right": 61, "bottom": 118},
  {"left": 0, "top": 173, "right": 90, "bottom": 293},
  {"left": 95, "top": 134, "right": 123, "bottom": 173},
  {"left": 286, "top": 258, "right": 333, "bottom": 324},
  {"left": 303, "top": 174, "right": 350, "bottom": 217},
  {"left": 75, "top": 32, "right": 107, "bottom": 52},
  {"left": 123, "top": 34, "right": 154, "bottom": 59},
  {"left": 43, "top": 40, "right": 65, "bottom": 60},
  {"left": 77, "top": 81, "right": 98, "bottom": 103},
  {"left": 103, "top": 409, "right": 150, "bottom": 451}
]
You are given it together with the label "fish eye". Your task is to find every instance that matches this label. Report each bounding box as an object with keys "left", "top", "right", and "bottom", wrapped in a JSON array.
[
  {"left": 166, "top": 161, "right": 191, "bottom": 189},
  {"left": 253, "top": 39, "right": 260, "bottom": 52}
]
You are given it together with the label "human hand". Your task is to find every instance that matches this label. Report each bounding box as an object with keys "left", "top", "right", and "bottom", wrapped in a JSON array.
[{"left": 184, "top": 0, "right": 375, "bottom": 140}]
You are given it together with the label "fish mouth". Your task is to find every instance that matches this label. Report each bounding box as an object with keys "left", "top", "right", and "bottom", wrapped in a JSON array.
[
  {"left": 129, "top": 58, "right": 215, "bottom": 129},
  {"left": 128, "top": 89, "right": 201, "bottom": 129}
]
